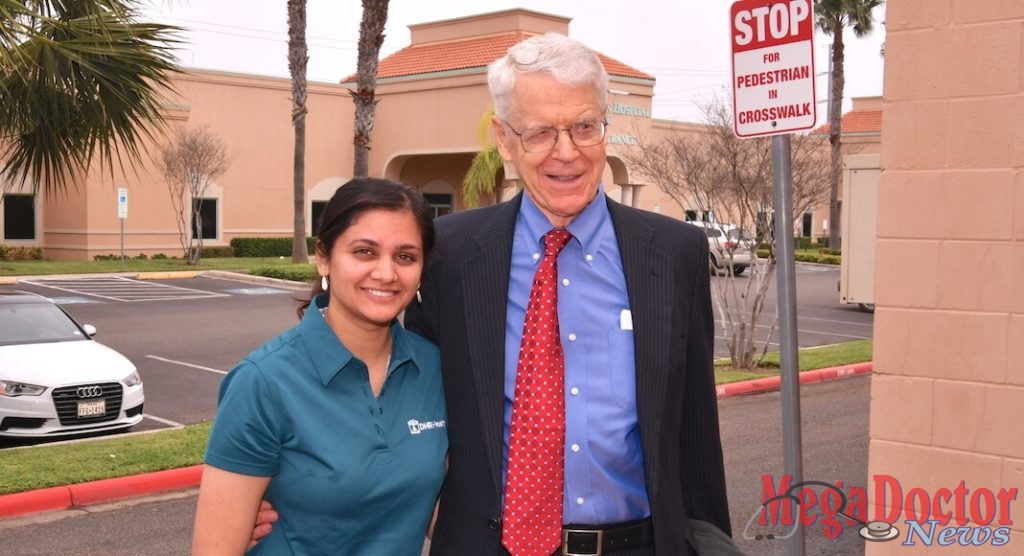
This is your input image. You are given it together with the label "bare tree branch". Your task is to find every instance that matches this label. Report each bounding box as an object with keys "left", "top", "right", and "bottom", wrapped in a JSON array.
[
  {"left": 157, "top": 125, "right": 231, "bottom": 265},
  {"left": 621, "top": 97, "right": 829, "bottom": 369}
]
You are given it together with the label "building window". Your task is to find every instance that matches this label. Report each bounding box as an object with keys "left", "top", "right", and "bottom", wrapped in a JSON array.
[
  {"left": 684, "top": 210, "right": 698, "bottom": 221},
  {"left": 311, "top": 201, "right": 328, "bottom": 235},
  {"left": 3, "top": 194, "right": 35, "bottom": 240},
  {"left": 191, "top": 198, "right": 218, "bottom": 240},
  {"left": 424, "top": 193, "right": 452, "bottom": 219},
  {"left": 802, "top": 213, "right": 813, "bottom": 237}
]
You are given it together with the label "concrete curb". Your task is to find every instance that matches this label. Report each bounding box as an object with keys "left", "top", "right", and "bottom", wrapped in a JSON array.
[
  {"left": 0, "top": 363, "right": 872, "bottom": 521},
  {"left": 715, "top": 361, "right": 872, "bottom": 398},
  {"left": 0, "top": 465, "right": 203, "bottom": 519}
]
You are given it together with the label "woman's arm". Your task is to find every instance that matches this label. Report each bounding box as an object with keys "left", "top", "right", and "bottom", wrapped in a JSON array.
[{"left": 192, "top": 465, "right": 273, "bottom": 555}]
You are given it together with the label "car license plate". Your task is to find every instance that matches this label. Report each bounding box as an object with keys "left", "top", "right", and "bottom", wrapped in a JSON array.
[{"left": 77, "top": 400, "right": 106, "bottom": 418}]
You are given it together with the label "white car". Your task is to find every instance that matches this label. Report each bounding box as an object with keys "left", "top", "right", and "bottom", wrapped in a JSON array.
[
  {"left": 686, "top": 221, "right": 757, "bottom": 275},
  {"left": 0, "top": 291, "right": 144, "bottom": 438}
]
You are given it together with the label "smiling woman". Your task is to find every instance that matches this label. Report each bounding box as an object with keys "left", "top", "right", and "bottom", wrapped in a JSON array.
[
  {"left": 0, "top": 291, "right": 145, "bottom": 439},
  {"left": 192, "top": 178, "right": 447, "bottom": 556}
]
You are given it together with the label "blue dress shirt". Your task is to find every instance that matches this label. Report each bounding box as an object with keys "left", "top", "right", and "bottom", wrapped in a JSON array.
[{"left": 503, "top": 186, "right": 651, "bottom": 525}]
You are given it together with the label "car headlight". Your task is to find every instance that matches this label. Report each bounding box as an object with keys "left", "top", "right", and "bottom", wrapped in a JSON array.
[
  {"left": 123, "top": 370, "right": 143, "bottom": 387},
  {"left": 0, "top": 380, "right": 46, "bottom": 397}
]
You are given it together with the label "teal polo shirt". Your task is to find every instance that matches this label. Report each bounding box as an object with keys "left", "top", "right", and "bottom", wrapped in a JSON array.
[{"left": 205, "top": 294, "right": 447, "bottom": 556}]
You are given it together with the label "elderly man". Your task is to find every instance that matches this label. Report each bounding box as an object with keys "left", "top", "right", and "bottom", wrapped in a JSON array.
[{"left": 406, "top": 33, "right": 732, "bottom": 555}]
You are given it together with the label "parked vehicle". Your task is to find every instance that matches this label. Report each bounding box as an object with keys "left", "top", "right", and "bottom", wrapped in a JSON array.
[
  {"left": 838, "top": 154, "right": 879, "bottom": 313},
  {"left": 0, "top": 291, "right": 144, "bottom": 438},
  {"left": 687, "top": 221, "right": 757, "bottom": 275}
]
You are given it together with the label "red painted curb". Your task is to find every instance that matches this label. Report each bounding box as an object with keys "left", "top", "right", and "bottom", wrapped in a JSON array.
[
  {"left": 69, "top": 465, "right": 203, "bottom": 506},
  {"left": 0, "top": 486, "right": 72, "bottom": 518},
  {"left": 0, "top": 465, "right": 203, "bottom": 520},
  {"left": 716, "top": 361, "right": 872, "bottom": 398}
]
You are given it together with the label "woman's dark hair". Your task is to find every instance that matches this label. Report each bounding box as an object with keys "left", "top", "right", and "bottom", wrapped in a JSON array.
[{"left": 297, "top": 177, "right": 435, "bottom": 317}]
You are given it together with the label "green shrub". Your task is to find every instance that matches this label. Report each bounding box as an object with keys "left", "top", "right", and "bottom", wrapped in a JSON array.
[
  {"left": 199, "top": 246, "right": 236, "bottom": 259},
  {"left": 0, "top": 245, "right": 43, "bottom": 261},
  {"left": 756, "top": 248, "right": 841, "bottom": 265},
  {"left": 152, "top": 253, "right": 168, "bottom": 260},
  {"left": 795, "top": 236, "right": 830, "bottom": 249},
  {"left": 249, "top": 266, "right": 318, "bottom": 283},
  {"left": 230, "top": 237, "right": 316, "bottom": 258}
]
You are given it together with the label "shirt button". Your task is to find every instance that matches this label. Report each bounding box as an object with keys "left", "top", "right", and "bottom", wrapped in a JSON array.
[
  {"left": 532, "top": 252, "right": 540, "bottom": 261},
  {"left": 562, "top": 278, "right": 570, "bottom": 286},
  {"left": 585, "top": 254, "right": 594, "bottom": 262},
  {"left": 568, "top": 333, "right": 577, "bottom": 342},
  {"left": 576, "top": 497, "right": 585, "bottom": 506},
  {"left": 570, "top": 387, "right": 579, "bottom": 396},
  {"left": 571, "top": 443, "right": 580, "bottom": 452}
]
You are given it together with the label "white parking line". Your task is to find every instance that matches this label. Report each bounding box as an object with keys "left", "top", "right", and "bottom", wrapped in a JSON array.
[
  {"left": 143, "top": 414, "right": 185, "bottom": 428},
  {"left": 22, "top": 276, "right": 228, "bottom": 302},
  {"left": 146, "top": 355, "right": 227, "bottom": 375}
]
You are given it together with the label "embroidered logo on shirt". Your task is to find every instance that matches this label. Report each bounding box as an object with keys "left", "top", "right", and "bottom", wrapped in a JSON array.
[{"left": 407, "top": 419, "right": 446, "bottom": 435}]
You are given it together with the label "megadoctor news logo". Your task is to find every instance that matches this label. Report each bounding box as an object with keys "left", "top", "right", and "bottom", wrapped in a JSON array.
[{"left": 744, "top": 475, "right": 1017, "bottom": 547}]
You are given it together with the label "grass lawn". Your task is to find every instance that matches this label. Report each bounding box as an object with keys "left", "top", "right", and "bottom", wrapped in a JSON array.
[{"left": 0, "top": 256, "right": 312, "bottom": 277}]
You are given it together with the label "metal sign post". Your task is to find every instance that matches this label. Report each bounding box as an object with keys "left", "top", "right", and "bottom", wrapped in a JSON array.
[
  {"left": 730, "top": 1, "right": 816, "bottom": 553},
  {"left": 117, "top": 188, "right": 128, "bottom": 269},
  {"left": 771, "top": 133, "right": 804, "bottom": 555}
]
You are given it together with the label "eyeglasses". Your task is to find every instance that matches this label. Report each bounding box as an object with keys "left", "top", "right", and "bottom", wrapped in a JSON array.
[{"left": 501, "top": 119, "right": 609, "bottom": 153}]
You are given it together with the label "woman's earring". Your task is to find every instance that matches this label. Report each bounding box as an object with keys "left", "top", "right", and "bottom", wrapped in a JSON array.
[
  {"left": 321, "top": 275, "right": 329, "bottom": 291},
  {"left": 416, "top": 289, "right": 422, "bottom": 303}
]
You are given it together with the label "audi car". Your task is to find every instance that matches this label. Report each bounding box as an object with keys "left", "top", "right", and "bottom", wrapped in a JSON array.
[{"left": 0, "top": 291, "right": 144, "bottom": 438}]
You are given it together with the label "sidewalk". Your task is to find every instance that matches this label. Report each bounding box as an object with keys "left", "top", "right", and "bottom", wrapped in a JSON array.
[{"left": 0, "top": 361, "right": 872, "bottom": 521}]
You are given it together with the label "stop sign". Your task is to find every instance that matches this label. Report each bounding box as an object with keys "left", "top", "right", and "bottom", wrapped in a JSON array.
[{"left": 730, "top": 0, "right": 817, "bottom": 138}]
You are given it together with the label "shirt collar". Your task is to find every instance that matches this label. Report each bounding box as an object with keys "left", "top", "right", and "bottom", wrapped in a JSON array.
[
  {"left": 520, "top": 184, "right": 611, "bottom": 256},
  {"left": 300, "top": 294, "right": 421, "bottom": 386}
]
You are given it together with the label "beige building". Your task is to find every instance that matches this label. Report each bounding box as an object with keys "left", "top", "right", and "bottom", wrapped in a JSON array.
[
  {"left": 865, "top": 2, "right": 1022, "bottom": 552},
  {"left": 1, "top": 9, "right": 676, "bottom": 261}
]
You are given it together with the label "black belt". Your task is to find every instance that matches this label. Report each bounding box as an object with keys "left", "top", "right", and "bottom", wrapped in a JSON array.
[{"left": 561, "top": 517, "right": 653, "bottom": 556}]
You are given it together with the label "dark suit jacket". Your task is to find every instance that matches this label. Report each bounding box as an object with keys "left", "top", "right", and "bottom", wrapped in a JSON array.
[{"left": 405, "top": 193, "right": 731, "bottom": 555}]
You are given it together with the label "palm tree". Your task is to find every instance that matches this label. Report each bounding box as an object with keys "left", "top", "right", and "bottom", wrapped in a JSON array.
[
  {"left": 352, "top": 0, "right": 388, "bottom": 178},
  {"left": 287, "top": 0, "right": 309, "bottom": 263},
  {"left": 0, "top": 0, "right": 181, "bottom": 195},
  {"left": 815, "top": 0, "right": 883, "bottom": 249},
  {"left": 462, "top": 108, "right": 507, "bottom": 208}
]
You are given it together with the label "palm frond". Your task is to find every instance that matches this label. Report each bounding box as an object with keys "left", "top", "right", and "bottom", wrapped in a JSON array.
[
  {"left": 0, "top": 1, "right": 182, "bottom": 195},
  {"left": 461, "top": 107, "right": 505, "bottom": 208}
]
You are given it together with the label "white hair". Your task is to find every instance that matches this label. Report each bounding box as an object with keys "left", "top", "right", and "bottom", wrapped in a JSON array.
[{"left": 487, "top": 33, "right": 610, "bottom": 121}]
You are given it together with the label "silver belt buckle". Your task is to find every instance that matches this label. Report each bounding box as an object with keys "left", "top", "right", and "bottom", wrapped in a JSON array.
[{"left": 562, "top": 528, "right": 603, "bottom": 556}]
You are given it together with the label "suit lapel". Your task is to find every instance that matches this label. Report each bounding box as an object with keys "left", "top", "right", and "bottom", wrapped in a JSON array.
[
  {"left": 461, "top": 195, "right": 522, "bottom": 494},
  {"left": 607, "top": 200, "right": 673, "bottom": 491}
]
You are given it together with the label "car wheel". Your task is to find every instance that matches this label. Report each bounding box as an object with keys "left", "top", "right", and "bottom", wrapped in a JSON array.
[
  {"left": 733, "top": 265, "right": 747, "bottom": 276},
  {"left": 858, "top": 303, "right": 876, "bottom": 313},
  {"left": 708, "top": 254, "right": 720, "bottom": 275}
]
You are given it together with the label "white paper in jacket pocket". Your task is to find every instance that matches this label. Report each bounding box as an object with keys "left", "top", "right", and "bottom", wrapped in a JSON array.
[{"left": 619, "top": 309, "right": 633, "bottom": 330}]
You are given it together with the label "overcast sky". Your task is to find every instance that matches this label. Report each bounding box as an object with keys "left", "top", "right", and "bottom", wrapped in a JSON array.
[{"left": 144, "top": 0, "right": 886, "bottom": 124}]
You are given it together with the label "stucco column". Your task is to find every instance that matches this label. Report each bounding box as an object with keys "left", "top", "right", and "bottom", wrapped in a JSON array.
[
  {"left": 619, "top": 184, "right": 633, "bottom": 206},
  {"left": 619, "top": 184, "right": 642, "bottom": 208}
]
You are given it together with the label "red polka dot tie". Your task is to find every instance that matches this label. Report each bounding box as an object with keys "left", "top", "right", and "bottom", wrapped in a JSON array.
[{"left": 502, "top": 229, "right": 572, "bottom": 556}]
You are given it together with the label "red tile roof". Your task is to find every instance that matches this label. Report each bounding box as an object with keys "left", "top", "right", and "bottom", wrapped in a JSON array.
[
  {"left": 813, "top": 107, "right": 881, "bottom": 135},
  {"left": 343, "top": 31, "right": 654, "bottom": 83}
]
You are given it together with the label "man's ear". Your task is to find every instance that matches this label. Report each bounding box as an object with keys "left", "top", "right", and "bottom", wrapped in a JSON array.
[{"left": 492, "top": 116, "right": 514, "bottom": 160}]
